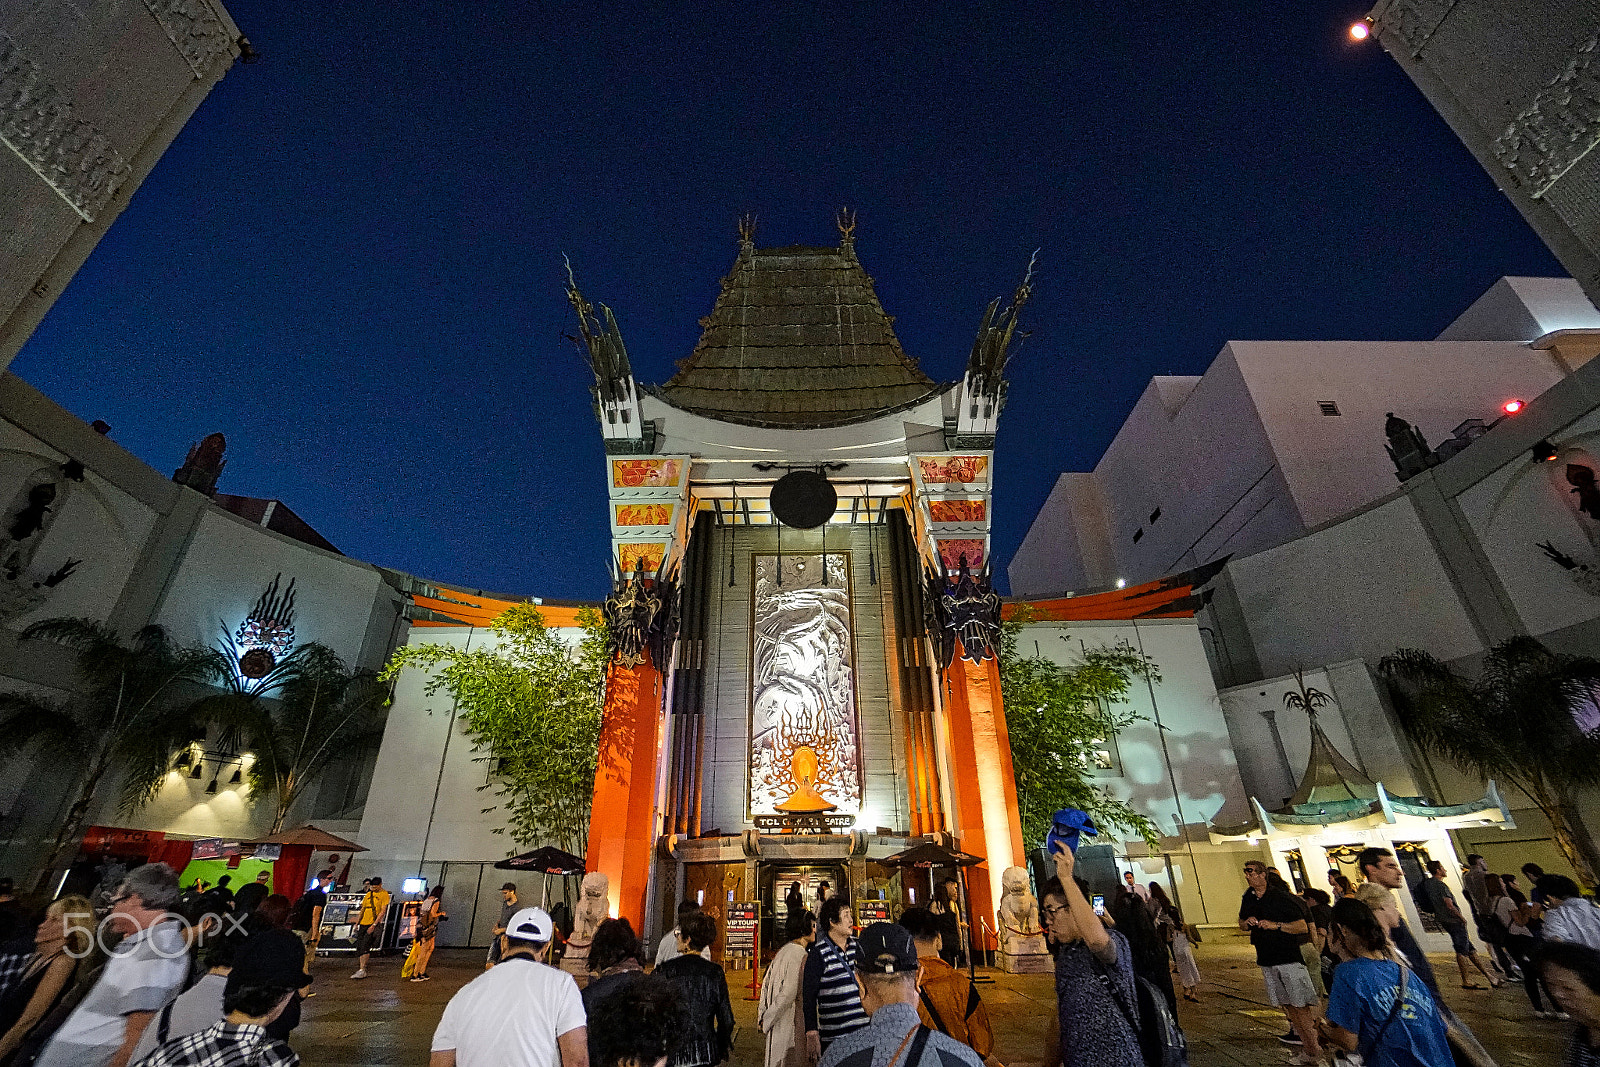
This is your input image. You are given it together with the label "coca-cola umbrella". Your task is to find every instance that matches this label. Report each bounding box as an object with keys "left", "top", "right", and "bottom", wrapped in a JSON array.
[
  {"left": 878, "top": 841, "right": 989, "bottom": 979},
  {"left": 494, "top": 846, "right": 586, "bottom": 908}
]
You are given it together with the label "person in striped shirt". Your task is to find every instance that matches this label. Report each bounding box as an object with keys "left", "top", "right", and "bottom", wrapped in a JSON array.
[{"left": 803, "top": 898, "right": 867, "bottom": 1063}]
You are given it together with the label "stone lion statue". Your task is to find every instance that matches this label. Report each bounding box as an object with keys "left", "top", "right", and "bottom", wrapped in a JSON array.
[
  {"left": 572, "top": 871, "right": 609, "bottom": 946},
  {"left": 996, "top": 866, "right": 1042, "bottom": 953}
]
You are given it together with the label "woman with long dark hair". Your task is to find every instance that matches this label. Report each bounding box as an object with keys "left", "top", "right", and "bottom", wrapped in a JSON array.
[
  {"left": 1488, "top": 873, "right": 1558, "bottom": 1017},
  {"left": 930, "top": 878, "right": 964, "bottom": 967},
  {"left": 409, "top": 886, "right": 446, "bottom": 982},
  {"left": 1148, "top": 884, "right": 1200, "bottom": 1002},
  {"left": 1317, "top": 899, "right": 1451, "bottom": 1067},
  {"left": 1110, "top": 887, "right": 1177, "bottom": 1015}
]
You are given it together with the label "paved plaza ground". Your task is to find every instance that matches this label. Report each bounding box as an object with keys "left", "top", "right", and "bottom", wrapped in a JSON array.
[{"left": 294, "top": 932, "right": 1571, "bottom": 1066}]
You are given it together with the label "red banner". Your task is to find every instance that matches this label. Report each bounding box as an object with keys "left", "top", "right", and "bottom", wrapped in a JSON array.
[{"left": 81, "top": 826, "right": 166, "bottom": 856}]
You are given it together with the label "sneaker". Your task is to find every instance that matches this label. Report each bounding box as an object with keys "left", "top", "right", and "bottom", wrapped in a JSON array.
[
  {"left": 418, "top": 974, "right": 432, "bottom": 981},
  {"left": 303, "top": 991, "right": 317, "bottom": 998},
  {"left": 1536, "top": 1011, "right": 1553, "bottom": 1019},
  {"left": 1279, "top": 1031, "right": 1304, "bottom": 1046},
  {"left": 350, "top": 969, "right": 368, "bottom": 979},
  {"left": 1558, "top": 1013, "right": 1572, "bottom": 1021}
]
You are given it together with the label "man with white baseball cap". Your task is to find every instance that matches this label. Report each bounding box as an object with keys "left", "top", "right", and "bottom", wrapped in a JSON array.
[{"left": 430, "top": 906, "right": 588, "bottom": 1067}]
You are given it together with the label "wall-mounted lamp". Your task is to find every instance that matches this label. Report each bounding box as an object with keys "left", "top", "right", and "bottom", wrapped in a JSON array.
[
  {"left": 204, "top": 778, "right": 218, "bottom": 795},
  {"left": 1533, "top": 440, "right": 1560, "bottom": 462},
  {"left": 229, "top": 768, "right": 242, "bottom": 784},
  {"left": 174, "top": 749, "right": 192, "bottom": 770},
  {"left": 189, "top": 763, "right": 205, "bottom": 780}
]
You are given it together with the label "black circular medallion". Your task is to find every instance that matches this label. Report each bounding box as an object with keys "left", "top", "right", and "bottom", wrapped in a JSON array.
[{"left": 769, "top": 470, "right": 837, "bottom": 529}]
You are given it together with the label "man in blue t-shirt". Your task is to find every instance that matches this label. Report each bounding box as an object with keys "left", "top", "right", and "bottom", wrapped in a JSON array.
[{"left": 1324, "top": 955, "right": 1451, "bottom": 1067}]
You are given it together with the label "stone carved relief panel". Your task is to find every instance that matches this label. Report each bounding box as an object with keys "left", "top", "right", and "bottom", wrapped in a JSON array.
[
  {"left": 1372, "top": 0, "right": 1457, "bottom": 56},
  {"left": 748, "top": 553, "right": 862, "bottom": 817},
  {"left": 1492, "top": 29, "right": 1600, "bottom": 198},
  {"left": 142, "top": 0, "right": 237, "bottom": 80},
  {"left": 0, "top": 34, "right": 131, "bottom": 221}
]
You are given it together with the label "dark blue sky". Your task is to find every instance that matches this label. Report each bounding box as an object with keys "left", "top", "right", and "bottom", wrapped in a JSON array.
[{"left": 14, "top": 1, "right": 1563, "bottom": 600}]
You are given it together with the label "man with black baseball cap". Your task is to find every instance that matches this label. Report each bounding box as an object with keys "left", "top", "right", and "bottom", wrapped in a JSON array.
[
  {"left": 431, "top": 906, "right": 587, "bottom": 1067},
  {"left": 818, "top": 923, "right": 983, "bottom": 1067}
]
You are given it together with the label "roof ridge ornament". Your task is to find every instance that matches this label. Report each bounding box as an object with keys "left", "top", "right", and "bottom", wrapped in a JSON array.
[
  {"left": 566, "top": 256, "right": 648, "bottom": 452},
  {"left": 738, "top": 213, "right": 757, "bottom": 257},
  {"left": 836, "top": 207, "right": 857, "bottom": 258}
]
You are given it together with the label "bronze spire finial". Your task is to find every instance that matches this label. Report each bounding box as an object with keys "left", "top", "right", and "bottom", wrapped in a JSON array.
[{"left": 737, "top": 214, "right": 757, "bottom": 254}]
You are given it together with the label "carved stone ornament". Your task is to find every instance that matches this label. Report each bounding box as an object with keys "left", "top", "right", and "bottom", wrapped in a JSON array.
[
  {"left": 0, "top": 459, "right": 85, "bottom": 622},
  {"left": 1371, "top": 0, "right": 1456, "bottom": 56},
  {"left": 0, "top": 33, "right": 132, "bottom": 221},
  {"left": 603, "top": 557, "right": 676, "bottom": 668},
  {"left": 142, "top": 0, "right": 238, "bottom": 80},
  {"left": 927, "top": 556, "right": 1002, "bottom": 666},
  {"left": 225, "top": 573, "right": 297, "bottom": 678},
  {"left": 1492, "top": 28, "right": 1600, "bottom": 198}
]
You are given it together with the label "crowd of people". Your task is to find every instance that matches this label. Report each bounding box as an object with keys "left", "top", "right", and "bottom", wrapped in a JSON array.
[
  {"left": 0, "top": 862, "right": 320, "bottom": 1066},
  {"left": 12, "top": 850, "right": 1600, "bottom": 1067}
]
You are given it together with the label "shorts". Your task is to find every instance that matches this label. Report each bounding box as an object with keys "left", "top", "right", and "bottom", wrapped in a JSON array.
[
  {"left": 1443, "top": 922, "right": 1474, "bottom": 954},
  {"left": 1299, "top": 942, "right": 1326, "bottom": 998},
  {"left": 1262, "top": 962, "right": 1319, "bottom": 1008},
  {"left": 354, "top": 925, "right": 377, "bottom": 955}
]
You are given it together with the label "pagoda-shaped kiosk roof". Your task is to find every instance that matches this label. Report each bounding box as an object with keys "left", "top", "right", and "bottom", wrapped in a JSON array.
[
  {"left": 656, "top": 241, "right": 945, "bottom": 429},
  {"left": 1210, "top": 700, "right": 1514, "bottom": 843}
]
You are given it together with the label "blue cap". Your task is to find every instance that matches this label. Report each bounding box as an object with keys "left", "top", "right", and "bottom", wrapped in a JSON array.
[{"left": 1045, "top": 808, "right": 1098, "bottom": 857}]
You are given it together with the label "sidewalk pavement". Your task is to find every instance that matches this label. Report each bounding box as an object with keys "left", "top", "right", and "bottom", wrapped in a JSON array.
[{"left": 291, "top": 932, "right": 1570, "bottom": 1067}]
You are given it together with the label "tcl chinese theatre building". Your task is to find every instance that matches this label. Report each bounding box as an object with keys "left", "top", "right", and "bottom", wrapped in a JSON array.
[{"left": 576, "top": 220, "right": 1033, "bottom": 950}]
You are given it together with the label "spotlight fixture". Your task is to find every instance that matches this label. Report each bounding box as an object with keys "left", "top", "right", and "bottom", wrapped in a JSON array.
[
  {"left": 1533, "top": 439, "right": 1559, "bottom": 462},
  {"left": 1349, "top": 21, "right": 1370, "bottom": 40},
  {"left": 189, "top": 762, "right": 205, "bottom": 780},
  {"left": 174, "top": 750, "right": 192, "bottom": 770},
  {"left": 1501, "top": 399, "right": 1525, "bottom": 415},
  {"left": 205, "top": 778, "right": 218, "bottom": 795},
  {"left": 229, "top": 767, "right": 242, "bottom": 784}
]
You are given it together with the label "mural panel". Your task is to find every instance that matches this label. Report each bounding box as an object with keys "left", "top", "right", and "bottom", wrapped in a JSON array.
[
  {"left": 612, "top": 458, "right": 683, "bottom": 488},
  {"left": 937, "top": 538, "right": 986, "bottom": 572},
  {"left": 617, "top": 542, "right": 666, "bottom": 574},
  {"left": 928, "top": 499, "right": 986, "bottom": 523},
  {"left": 615, "top": 503, "right": 673, "bottom": 527},
  {"left": 917, "top": 455, "right": 988, "bottom": 484},
  {"left": 749, "top": 554, "right": 861, "bottom": 817}
]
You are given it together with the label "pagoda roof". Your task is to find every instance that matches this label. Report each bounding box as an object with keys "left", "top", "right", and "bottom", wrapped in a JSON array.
[
  {"left": 657, "top": 242, "right": 943, "bottom": 428},
  {"left": 1283, "top": 715, "right": 1379, "bottom": 812}
]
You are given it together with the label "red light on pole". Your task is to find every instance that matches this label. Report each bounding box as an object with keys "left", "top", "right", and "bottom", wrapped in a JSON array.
[{"left": 1502, "top": 399, "right": 1525, "bottom": 415}]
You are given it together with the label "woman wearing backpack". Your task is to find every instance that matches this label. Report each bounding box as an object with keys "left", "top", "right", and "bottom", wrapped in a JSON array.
[{"left": 1318, "top": 898, "right": 1452, "bottom": 1067}]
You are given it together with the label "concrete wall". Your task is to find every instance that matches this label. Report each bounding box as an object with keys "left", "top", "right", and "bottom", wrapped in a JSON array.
[{"left": 0, "top": 0, "right": 242, "bottom": 371}]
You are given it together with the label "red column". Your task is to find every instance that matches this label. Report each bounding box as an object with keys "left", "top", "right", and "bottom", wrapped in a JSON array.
[
  {"left": 941, "top": 655, "right": 1026, "bottom": 950},
  {"left": 584, "top": 655, "right": 665, "bottom": 926}
]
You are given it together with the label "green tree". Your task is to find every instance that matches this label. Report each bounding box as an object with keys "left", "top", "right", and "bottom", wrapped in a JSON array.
[
  {"left": 382, "top": 604, "right": 609, "bottom": 854},
  {"left": 1379, "top": 636, "right": 1600, "bottom": 888},
  {"left": 195, "top": 644, "right": 390, "bottom": 834},
  {"left": 998, "top": 616, "right": 1161, "bottom": 848},
  {"left": 0, "top": 619, "right": 228, "bottom": 887}
]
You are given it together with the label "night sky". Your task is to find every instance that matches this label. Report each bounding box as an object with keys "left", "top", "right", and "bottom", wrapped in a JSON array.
[{"left": 13, "top": 2, "right": 1564, "bottom": 601}]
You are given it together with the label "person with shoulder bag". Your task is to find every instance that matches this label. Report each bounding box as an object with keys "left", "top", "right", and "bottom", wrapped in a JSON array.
[{"left": 1318, "top": 899, "right": 1451, "bottom": 1067}]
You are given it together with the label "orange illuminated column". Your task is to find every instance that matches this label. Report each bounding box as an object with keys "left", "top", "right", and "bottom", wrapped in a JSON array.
[
  {"left": 585, "top": 655, "right": 665, "bottom": 925},
  {"left": 941, "top": 654, "right": 1026, "bottom": 950}
]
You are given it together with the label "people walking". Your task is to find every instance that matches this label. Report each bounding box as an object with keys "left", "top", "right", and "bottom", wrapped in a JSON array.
[
  {"left": 233, "top": 872, "right": 271, "bottom": 919},
  {"left": 1110, "top": 887, "right": 1177, "bottom": 1015},
  {"left": 483, "top": 882, "right": 519, "bottom": 970},
  {"left": 289, "top": 871, "right": 331, "bottom": 975},
  {"left": 759, "top": 910, "right": 814, "bottom": 1067},
  {"left": 0, "top": 895, "right": 94, "bottom": 1064},
  {"left": 1357, "top": 849, "right": 1440, "bottom": 996},
  {"left": 37, "top": 864, "right": 189, "bottom": 1067},
  {"left": 582, "top": 918, "right": 645, "bottom": 1010},
  {"left": 349, "top": 877, "right": 390, "bottom": 980},
  {"left": 803, "top": 898, "right": 868, "bottom": 1062},
  {"left": 896, "top": 907, "right": 992, "bottom": 1058},
  {"left": 1420, "top": 861, "right": 1500, "bottom": 990},
  {"left": 930, "top": 881, "right": 963, "bottom": 968},
  {"left": 1149, "top": 884, "right": 1202, "bottom": 1002},
  {"left": 127, "top": 932, "right": 240, "bottom": 1062},
  {"left": 130, "top": 963, "right": 301, "bottom": 1067},
  {"left": 1488, "top": 873, "right": 1558, "bottom": 1017},
  {"left": 1239, "top": 859, "right": 1323, "bottom": 1064},
  {"left": 1317, "top": 898, "right": 1452, "bottom": 1067},
  {"left": 587, "top": 973, "right": 679, "bottom": 1067},
  {"left": 816, "top": 922, "right": 983, "bottom": 1067},
  {"left": 1538, "top": 875, "right": 1600, "bottom": 951},
  {"left": 229, "top": 896, "right": 309, "bottom": 1043},
  {"left": 1041, "top": 842, "right": 1141, "bottom": 1067},
  {"left": 431, "top": 906, "right": 587, "bottom": 1067},
  {"left": 408, "top": 887, "right": 446, "bottom": 982},
  {"left": 656, "top": 902, "right": 711, "bottom": 966},
  {"left": 783, "top": 883, "right": 807, "bottom": 945},
  {"left": 655, "top": 912, "right": 733, "bottom": 1067}
]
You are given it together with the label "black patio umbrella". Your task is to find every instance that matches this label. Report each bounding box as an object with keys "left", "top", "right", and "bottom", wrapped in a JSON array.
[
  {"left": 877, "top": 842, "right": 990, "bottom": 979},
  {"left": 493, "top": 846, "right": 586, "bottom": 874},
  {"left": 494, "top": 847, "right": 586, "bottom": 908}
]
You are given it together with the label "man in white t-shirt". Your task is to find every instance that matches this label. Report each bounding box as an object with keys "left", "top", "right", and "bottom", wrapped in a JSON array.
[{"left": 430, "top": 906, "right": 588, "bottom": 1067}]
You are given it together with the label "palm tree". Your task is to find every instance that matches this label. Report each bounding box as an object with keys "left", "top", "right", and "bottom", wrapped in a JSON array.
[
  {"left": 201, "top": 644, "right": 389, "bottom": 834},
  {"left": 0, "top": 619, "right": 229, "bottom": 888},
  {"left": 1379, "top": 636, "right": 1600, "bottom": 888}
]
